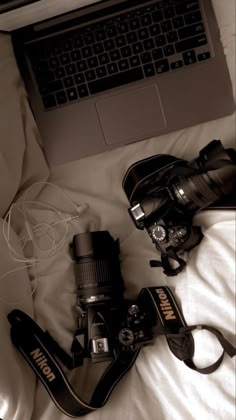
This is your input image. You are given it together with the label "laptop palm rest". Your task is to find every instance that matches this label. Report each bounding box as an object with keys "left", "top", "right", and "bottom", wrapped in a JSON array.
[{"left": 96, "top": 84, "right": 166, "bottom": 145}]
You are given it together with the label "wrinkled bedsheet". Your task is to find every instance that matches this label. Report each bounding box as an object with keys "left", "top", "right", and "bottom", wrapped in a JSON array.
[{"left": 0, "top": 1, "right": 235, "bottom": 419}]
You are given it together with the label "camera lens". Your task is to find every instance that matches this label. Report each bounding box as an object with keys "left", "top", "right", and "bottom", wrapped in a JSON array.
[
  {"left": 72, "top": 231, "right": 123, "bottom": 306},
  {"left": 171, "top": 142, "right": 236, "bottom": 211}
]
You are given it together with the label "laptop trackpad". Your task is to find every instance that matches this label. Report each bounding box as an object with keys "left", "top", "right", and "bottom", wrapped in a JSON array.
[{"left": 96, "top": 84, "right": 166, "bottom": 145}]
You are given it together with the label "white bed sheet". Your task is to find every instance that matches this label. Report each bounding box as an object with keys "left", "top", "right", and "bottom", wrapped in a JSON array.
[{"left": 0, "top": 1, "right": 235, "bottom": 419}]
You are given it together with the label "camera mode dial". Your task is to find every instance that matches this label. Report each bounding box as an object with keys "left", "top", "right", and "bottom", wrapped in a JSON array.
[
  {"left": 150, "top": 225, "right": 166, "bottom": 242},
  {"left": 118, "top": 328, "right": 135, "bottom": 347}
]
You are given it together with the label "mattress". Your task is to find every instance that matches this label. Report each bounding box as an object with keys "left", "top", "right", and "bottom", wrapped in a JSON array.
[{"left": 0, "top": 1, "right": 235, "bottom": 419}]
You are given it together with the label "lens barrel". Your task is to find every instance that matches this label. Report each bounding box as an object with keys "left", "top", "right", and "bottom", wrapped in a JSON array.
[
  {"left": 72, "top": 231, "right": 123, "bottom": 305},
  {"left": 172, "top": 141, "right": 236, "bottom": 210}
]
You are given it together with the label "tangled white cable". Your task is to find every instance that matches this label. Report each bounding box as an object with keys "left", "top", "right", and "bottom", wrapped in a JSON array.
[{"left": 1, "top": 181, "right": 87, "bottom": 305}]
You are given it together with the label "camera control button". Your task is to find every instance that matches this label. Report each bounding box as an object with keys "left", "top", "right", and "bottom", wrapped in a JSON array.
[
  {"left": 118, "top": 328, "right": 135, "bottom": 347},
  {"left": 150, "top": 225, "right": 166, "bottom": 242}
]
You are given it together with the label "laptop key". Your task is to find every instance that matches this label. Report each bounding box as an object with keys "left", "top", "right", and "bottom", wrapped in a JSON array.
[
  {"left": 96, "top": 66, "right": 107, "bottom": 78},
  {"left": 178, "top": 22, "right": 205, "bottom": 40},
  {"left": 140, "top": 52, "right": 152, "bottom": 64},
  {"left": 184, "top": 10, "right": 202, "bottom": 25},
  {"left": 175, "top": 34, "right": 207, "bottom": 52},
  {"left": 88, "top": 67, "right": 144, "bottom": 95},
  {"left": 73, "top": 37, "right": 84, "bottom": 49},
  {"left": 155, "top": 59, "right": 170, "bottom": 74},
  {"left": 121, "top": 46, "right": 132, "bottom": 58},
  {"left": 66, "top": 87, "right": 78, "bottom": 101},
  {"left": 74, "top": 73, "right": 85, "bottom": 85},
  {"left": 143, "top": 38, "right": 155, "bottom": 51},
  {"left": 132, "top": 42, "right": 144, "bottom": 54},
  {"left": 164, "top": 6, "right": 175, "bottom": 19},
  {"left": 161, "top": 20, "right": 173, "bottom": 33},
  {"left": 42, "top": 94, "right": 56, "bottom": 109},
  {"left": 85, "top": 69, "right": 96, "bottom": 81},
  {"left": 126, "top": 31, "right": 138, "bottom": 44},
  {"left": 56, "top": 91, "right": 67, "bottom": 105},
  {"left": 110, "top": 49, "right": 121, "bottom": 61},
  {"left": 163, "top": 44, "right": 175, "bottom": 57},
  {"left": 150, "top": 24, "right": 161, "bottom": 36},
  {"left": 95, "top": 29, "right": 106, "bottom": 42},
  {"left": 87, "top": 56, "right": 99, "bottom": 68},
  {"left": 82, "top": 46, "right": 93, "bottom": 58},
  {"left": 183, "top": 50, "right": 197, "bottom": 65},
  {"left": 166, "top": 31, "right": 178, "bottom": 43},
  {"left": 129, "top": 55, "right": 141, "bottom": 67},
  {"left": 152, "top": 10, "right": 163, "bottom": 23},
  {"left": 65, "top": 63, "right": 77, "bottom": 75},
  {"left": 152, "top": 48, "right": 163, "bottom": 60},
  {"left": 172, "top": 16, "right": 184, "bottom": 29},
  {"left": 198, "top": 51, "right": 211, "bottom": 61},
  {"left": 115, "top": 35, "right": 127, "bottom": 48},
  {"left": 55, "top": 67, "right": 65, "bottom": 78},
  {"left": 138, "top": 28, "right": 149, "bottom": 40},
  {"left": 49, "top": 57, "right": 59, "bottom": 69},
  {"left": 93, "top": 42, "right": 104, "bottom": 55},
  {"left": 71, "top": 50, "right": 82, "bottom": 62},
  {"left": 63, "top": 77, "right": 74, "bottom": 88},
  {"left": 62, "top": 40, "right": 73, "bottom": 52},
  {"left": 118, "top": 59, "right": 130, "bottom": 71},
  {"left": 155, "top": 35, "right": 166, "bottom": 47},
  {"left": 140, "top": 14, "right": 152, "bottom": 26},
  {"left": 104, "top": 39, "right": 115, "bottom": 51},
  {"left": 77, "top": 84, "right": 89, "bottom": 98},
  {"left": 84, "top": 33, "right": 95, "bottom": 45},
  {"left": 106, "top": 25, "right": 118, "bottom": 37},
  {"left": 143, "top": 63, "right": 155, "bottom": 78},
  {"left": 76, "top": 60, "right": 88, "bottom": 72},
  {"left": 171, "top": 60, "right": 183, "bottom": 69},
  {"left": 60, "top": 53, "right": 71, "bottom": 65},
  {"left": 107, "top": 62, "right": 118, "bottom": 74},
  {"left": 98, "top": 53, "right": 110, "bottom": 65},
  {"left": 117, "top": 22, "right": 129, "bottom": 34},
  {"left": 175, "top": 1, "right": 199, "bottom": 15},
  {"left": 129, "top": 17, "right": 140, "bottom": 30}
]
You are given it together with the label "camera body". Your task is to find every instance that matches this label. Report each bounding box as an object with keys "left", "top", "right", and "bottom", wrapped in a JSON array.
[
  {"left": 123, "top": 140, "right": 236, "bottom": 276},
  {"left": 71, "top": 231, "right": 153, "bottom": 364}
]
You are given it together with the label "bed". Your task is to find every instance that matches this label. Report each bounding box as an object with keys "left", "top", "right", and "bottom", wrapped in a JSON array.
[{"left": 0, "top": 1, "right": 235, "bottom": 419}]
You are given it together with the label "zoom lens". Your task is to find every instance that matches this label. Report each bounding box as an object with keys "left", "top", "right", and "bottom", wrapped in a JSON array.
[{"left": 71, "top": 231, "right": 123, "bottom": 306}]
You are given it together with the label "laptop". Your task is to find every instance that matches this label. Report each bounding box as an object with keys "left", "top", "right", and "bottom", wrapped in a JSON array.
[{"left": 6, "top": 0, "right": 236, "bottom": 165}]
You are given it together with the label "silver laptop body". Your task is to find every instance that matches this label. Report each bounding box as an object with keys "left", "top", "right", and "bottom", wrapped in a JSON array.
[{"left": 12, "top": 0, "right": 235, "bottom": 165}]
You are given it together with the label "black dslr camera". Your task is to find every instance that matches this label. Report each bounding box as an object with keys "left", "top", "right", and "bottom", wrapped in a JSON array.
[
  {"left": 70, "top": 231, "right": 153, "bottom": 365},
  {"left": 123, "top": 140, "right": 236, "bottom": 276}
]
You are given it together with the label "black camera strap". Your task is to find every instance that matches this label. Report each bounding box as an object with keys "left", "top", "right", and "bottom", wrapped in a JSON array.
[
  {"left": 139, "top": 287, "right": 236, "bottom": 374},
  {"left": 8, "top": 287, "right": 236, "bottom": 417}
]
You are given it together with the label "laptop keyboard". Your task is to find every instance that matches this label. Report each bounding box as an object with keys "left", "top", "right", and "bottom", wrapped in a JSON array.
[{"left": 28, "top": 0, "right": 211, "bottom": 110}]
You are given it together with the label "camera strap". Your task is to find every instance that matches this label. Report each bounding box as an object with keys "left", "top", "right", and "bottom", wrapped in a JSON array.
[
  {"left": 8, "top": 287, "right": 236, "bottom": 417},
  {"left": 139, "top": 287, "right": 236, "bottom": 374}
]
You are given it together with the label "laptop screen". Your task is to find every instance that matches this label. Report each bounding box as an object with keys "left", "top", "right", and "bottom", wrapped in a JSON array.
[{"left": 0, "top": 0, "right": 102, "bottom": 31}]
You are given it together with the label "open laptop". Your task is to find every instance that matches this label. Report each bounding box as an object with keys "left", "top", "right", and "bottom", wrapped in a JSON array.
[{"left": 5, "top": 0, "right": 236, "bottom": 165}]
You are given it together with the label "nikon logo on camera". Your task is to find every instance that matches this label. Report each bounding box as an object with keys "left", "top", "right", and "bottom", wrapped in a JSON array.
[
  {"left": 30, "top": 348, "right": 56, "bottom": 382},
  {"left": 155, "top": 288, "right": 177, "bottom": 321}
]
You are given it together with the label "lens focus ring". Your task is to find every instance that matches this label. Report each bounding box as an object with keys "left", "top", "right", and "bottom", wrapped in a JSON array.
[{"left": 189, "top": 174, "right": 220, "bottom": 206}]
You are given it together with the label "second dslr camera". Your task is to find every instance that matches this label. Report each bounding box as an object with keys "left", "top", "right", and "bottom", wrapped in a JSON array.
[{"left": 123, "top": 140, "right": 236, "bottom": 276}]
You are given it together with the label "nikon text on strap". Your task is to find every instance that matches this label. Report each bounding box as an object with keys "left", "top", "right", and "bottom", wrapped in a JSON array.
[{"left": 8, "top": 287, "right": 236, "bottom": 418}]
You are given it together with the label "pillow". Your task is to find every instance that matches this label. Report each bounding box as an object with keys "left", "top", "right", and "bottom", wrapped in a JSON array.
[{"left": 0, "top": 33, "right": 49, "bottom": 218}]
